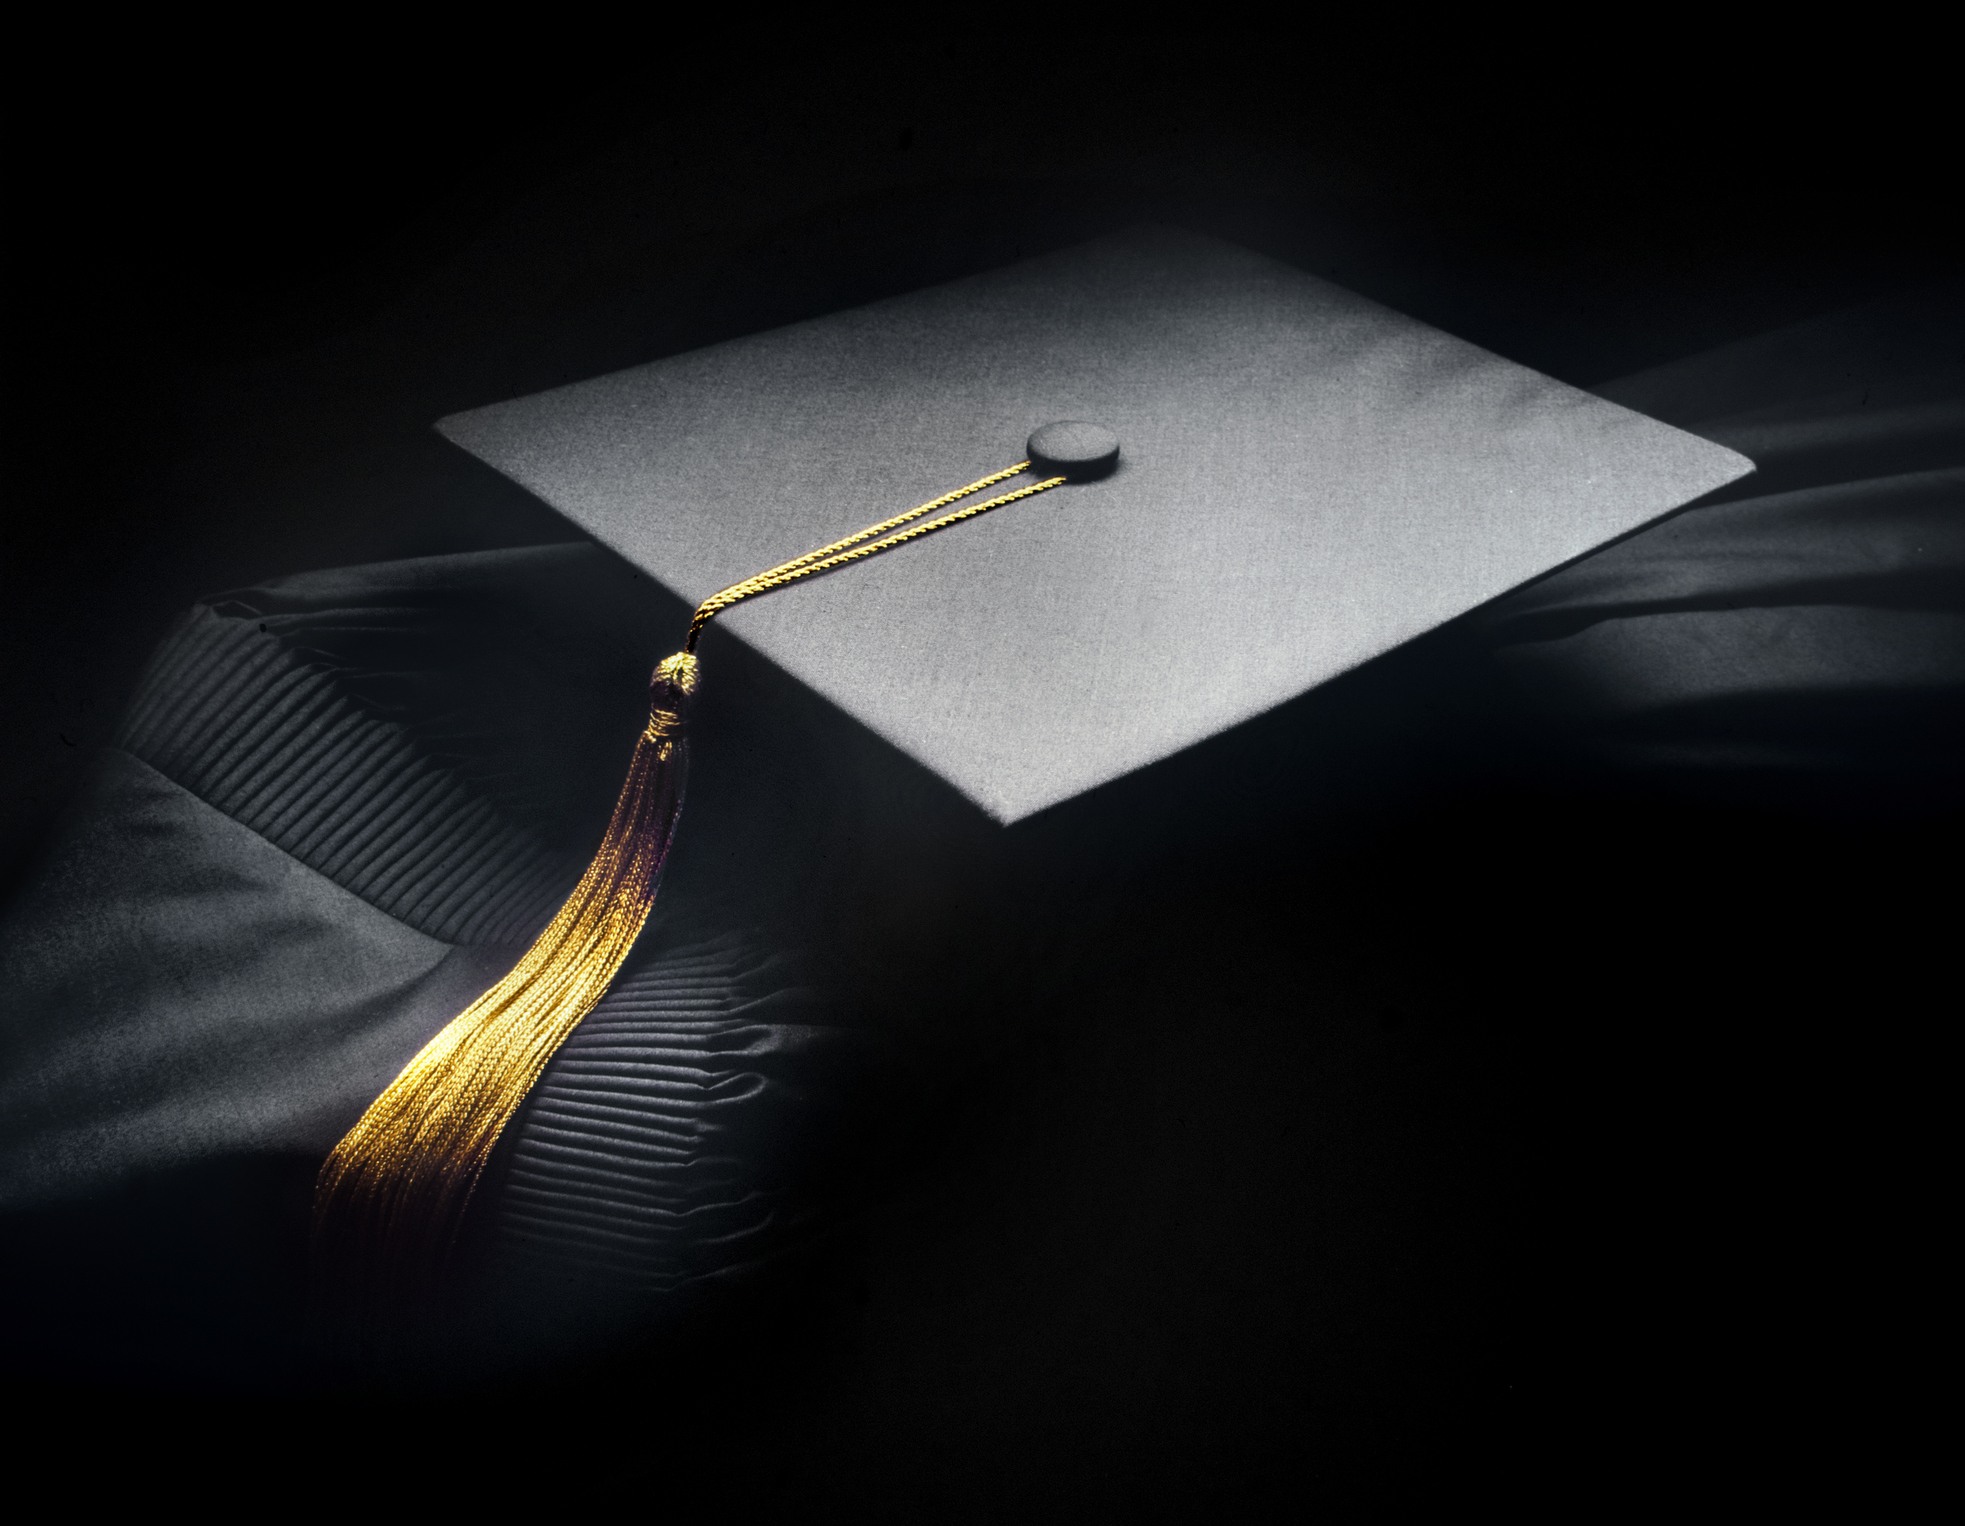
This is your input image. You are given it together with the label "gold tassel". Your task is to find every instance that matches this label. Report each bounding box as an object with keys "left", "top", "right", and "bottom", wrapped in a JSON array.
[
  {"left": 312, "top": 462, "right": 1063, "bottom": 1310},
  {"left": 312, "top": 652, "right": 697, "bottom": 1301}
]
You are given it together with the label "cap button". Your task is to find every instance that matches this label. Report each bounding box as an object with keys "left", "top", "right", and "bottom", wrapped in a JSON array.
[{"left": 1027, "top": 420, "right": 1120, "bottom": 481}]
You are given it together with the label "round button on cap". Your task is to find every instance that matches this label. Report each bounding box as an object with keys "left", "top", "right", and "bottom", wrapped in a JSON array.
[{"left": 1027, "top": 420, "right": 1119, "bottom": 481}]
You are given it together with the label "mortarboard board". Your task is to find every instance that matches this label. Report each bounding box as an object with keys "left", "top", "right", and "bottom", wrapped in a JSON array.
[
  {"left": 312, "top": 225, "right": 1753, "bottom": 1304},
  {"left": 439, "top": 225, "right": 1750, "bottom": 824}
]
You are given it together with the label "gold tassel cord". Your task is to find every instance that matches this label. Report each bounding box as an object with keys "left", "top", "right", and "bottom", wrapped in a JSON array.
[
  {"left": 313, "top": 463, "right": 1065, "bottom": 1303},
  {"left": 684, "top": 462, "right": 1059, "bottom": 649}
]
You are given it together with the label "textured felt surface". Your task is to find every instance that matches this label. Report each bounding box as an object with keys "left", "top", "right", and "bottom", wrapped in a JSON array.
[
  {"left": 438, "top": 226, "right": 1752, "bottom": 822},
  {"left": 0, "top": 748, "right": 466, "bottom": 1208}
]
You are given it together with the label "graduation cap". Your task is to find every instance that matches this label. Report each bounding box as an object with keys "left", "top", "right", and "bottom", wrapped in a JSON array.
[{"left": 314, "top": 225, "right": 1751, "bottom": 1296}]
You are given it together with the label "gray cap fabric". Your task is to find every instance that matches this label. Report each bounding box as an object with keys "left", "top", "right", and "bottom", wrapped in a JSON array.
[{"left": 438, "top": 226, "right": 1752, "bottom": 824}]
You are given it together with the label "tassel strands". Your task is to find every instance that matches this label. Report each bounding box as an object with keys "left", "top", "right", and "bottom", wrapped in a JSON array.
[{"left": 312, "top": 652, "right": 697, "bottom": 1303}]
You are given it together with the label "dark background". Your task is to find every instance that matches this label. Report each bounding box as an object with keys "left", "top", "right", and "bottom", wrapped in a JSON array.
[{"left": 5, "top": 28, "right": 1956, "bottom": 1515}]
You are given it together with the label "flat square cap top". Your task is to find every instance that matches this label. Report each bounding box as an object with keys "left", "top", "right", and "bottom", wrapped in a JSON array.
[{"left": 440, "top": 227, "right": 1751, "bottom": 823}]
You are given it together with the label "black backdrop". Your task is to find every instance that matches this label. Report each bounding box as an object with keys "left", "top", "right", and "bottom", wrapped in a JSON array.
[{"left": 5, "top": 29, "right": 1957, "bottom": 1516}]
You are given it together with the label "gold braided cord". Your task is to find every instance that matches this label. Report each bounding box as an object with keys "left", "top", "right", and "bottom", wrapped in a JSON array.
[
  {"left": 685, "top": 462, "right": 1063, "bottom": 649},
  {"left": 720, "top": 463, "right": 1031, "bottom": 595}
]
